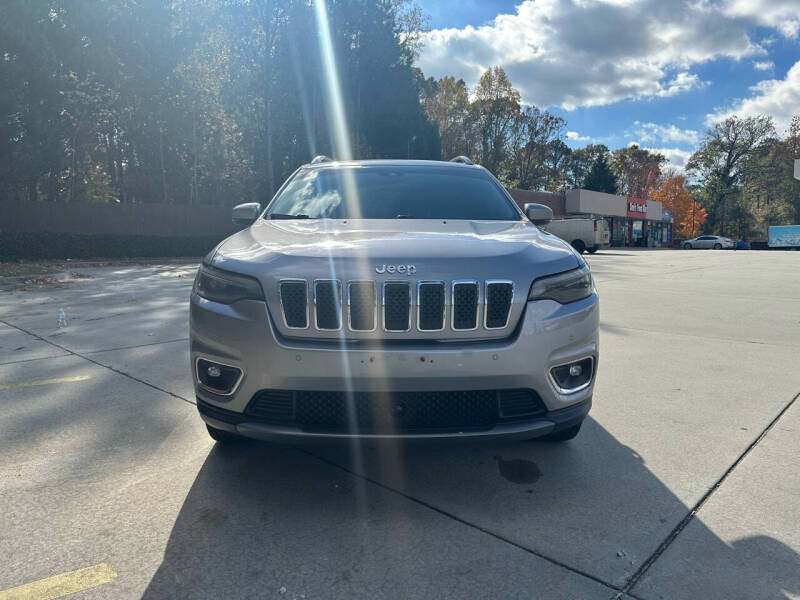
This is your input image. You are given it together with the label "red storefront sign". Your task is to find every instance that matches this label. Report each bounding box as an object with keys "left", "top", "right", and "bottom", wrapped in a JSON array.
[{"left": 627, "top": 198, "right": 647, "bottom": 218}]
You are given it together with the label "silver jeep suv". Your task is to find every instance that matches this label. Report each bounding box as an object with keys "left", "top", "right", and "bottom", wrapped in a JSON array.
[{"left": 191, "top": 158, "right": 598, "bottom": 444}]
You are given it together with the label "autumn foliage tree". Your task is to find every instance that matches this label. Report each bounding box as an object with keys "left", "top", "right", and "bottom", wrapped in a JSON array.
[
  {"left": 611, "top": 145, "right": 666, "bottom": 200},
  {"left": 651, "top": 175, "right": 707, "bottom": 238}
]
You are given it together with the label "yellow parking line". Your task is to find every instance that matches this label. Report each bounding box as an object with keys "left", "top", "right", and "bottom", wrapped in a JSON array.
[
  {"left": 0, "top": 563, "right": 116, "bottom": 600},
  {"left": 0, "top": 375, "right": 91, "bottom": 391}
]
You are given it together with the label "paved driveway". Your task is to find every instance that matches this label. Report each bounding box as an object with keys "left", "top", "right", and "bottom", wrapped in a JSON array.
[{"left": 0, "top": 251, "right": 798, "bottom": 599}]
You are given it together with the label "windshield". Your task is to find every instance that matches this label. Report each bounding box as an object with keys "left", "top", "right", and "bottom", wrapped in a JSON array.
[{"left": 265, "top": 165, "right": 522, "bottom": 220}]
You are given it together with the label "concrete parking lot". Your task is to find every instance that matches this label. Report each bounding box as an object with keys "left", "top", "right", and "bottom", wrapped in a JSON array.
[{"left": 1, "top": 250, "right": 798, "bottom": 599}]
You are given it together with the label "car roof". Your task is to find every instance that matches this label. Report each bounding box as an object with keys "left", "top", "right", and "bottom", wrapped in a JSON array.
[{"left": 300, "top": 159, "right": 481, "bottom": 170}]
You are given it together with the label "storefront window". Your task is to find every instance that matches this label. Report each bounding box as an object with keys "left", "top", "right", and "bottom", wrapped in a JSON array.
[
  {"left": 612, "top": 217, "right": 629, "bottom": 246},
  {"left": 632, "top": 220, "right": 643, "bottom": 246}
]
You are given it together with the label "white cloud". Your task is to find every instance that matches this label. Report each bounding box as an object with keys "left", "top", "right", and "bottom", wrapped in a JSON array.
[
  {"left": 753, "top": 61, "right": 775, "bottom": 71},
  {"left": 566, "top": 131, "right": 591, "bottom": 142},
  {"left": 707, "top": 60, "right": 800, "bottom": 132},
  {"left": 632, "top": 122, "right": 700, "bottom": 145},
  {"left": 656, "top": 72, "right": 708, "bottom": 97},
  {"left": 723, "top": 0, "right": 800, "bottom": 38},
  {"left": 645, "top": 147, "right": 693, "bottom": 171},
  {"left": 417, "top": 0, "right": 793, "bottom": 110}
]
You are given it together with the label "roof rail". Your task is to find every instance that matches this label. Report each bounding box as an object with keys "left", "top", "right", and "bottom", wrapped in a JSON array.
[
  {"left": 449, "top": 155, "right": 474, "bottom": 165},
  {"left": 310, "top": 155, "right": 332, "bottom": 164}
]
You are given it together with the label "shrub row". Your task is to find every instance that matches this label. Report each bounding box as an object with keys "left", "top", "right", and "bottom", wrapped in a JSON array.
[{"left": 0, "top": 232, "right": 223, "bottom": 261}]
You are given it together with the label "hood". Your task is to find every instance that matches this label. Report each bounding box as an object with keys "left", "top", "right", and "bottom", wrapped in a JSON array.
[{"left": 211, "top": 219, "right": 579, "bottom": 279}]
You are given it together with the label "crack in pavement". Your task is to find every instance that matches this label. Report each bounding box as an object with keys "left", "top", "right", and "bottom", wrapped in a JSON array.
[
  {"left": 600, "top": 324, "right": 800, "bottom": 348},
  {"left": 83, "top": 338, "right": 189, "bottom": 355},
  {"left": 0, "top": 338, "right": 190, "bottom": 366},
  {"left": 298, "top": 446, "right": 628, "bottom": 596},
  {"left": 0, "top": 319, "right": 195, "bottom": 407},
  {"left": 616, "top": 389, "right": 800, "bottom": 597}
]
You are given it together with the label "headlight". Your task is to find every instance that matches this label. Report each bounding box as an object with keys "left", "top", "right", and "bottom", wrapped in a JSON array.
[
  {"left": 193, "top": 264, "right": 264, "bottom": 304},
  {"left": 528, "top": 265, "right": 593, "bottom": 304}
]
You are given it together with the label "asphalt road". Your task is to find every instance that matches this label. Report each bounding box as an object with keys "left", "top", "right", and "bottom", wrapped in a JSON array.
[{"left": 0, "top": 250, "right": 798, "bottom": 599}]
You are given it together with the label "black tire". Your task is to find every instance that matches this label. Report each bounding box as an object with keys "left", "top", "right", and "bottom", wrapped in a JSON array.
[
  {"left": 587, "top": 246, "right": 598, "bottom": 254},
  {"left": 683, "top": 242, "right": 692, "bottom": 249},
  {"left": 713, "top": 243, "right": 722, "bottom": 249},
  {"left": 540, "top": 422, "right": 582, "bottom": 442},
  {"left": 206, "top": 424, "right": 241, "bottom": 444},
  {"left": 571, "top": 240, "right": 586, "bottom": 254}
]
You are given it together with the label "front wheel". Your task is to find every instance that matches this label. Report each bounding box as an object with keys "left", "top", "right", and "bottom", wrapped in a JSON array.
[
  {"left": 206, "top": 424, "right": 242, "bottom": 444},
  {"left": 683, "top": 242, "right": 692, "bottom": 249},
  {"left": 571, "top": 240, "right": 586, "bottom": 254},
  {"left": 713, "top": 243, "right": 722, "bottom": 249},
  {"left": 539, "top": 422, "right": 582, "bottom": 442}
]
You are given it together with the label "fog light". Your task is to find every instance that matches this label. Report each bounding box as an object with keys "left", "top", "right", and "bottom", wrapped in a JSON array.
[
  {"left": 550, "top": 357, "right": 593, "bottom": 393},
  {"left": 196, "top": 358, "right": 242, "bottom": 395}
]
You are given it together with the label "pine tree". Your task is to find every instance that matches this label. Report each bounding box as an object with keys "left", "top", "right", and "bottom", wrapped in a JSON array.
[{"left": 582, "top": 154, "right": 617, "bottom": 194}]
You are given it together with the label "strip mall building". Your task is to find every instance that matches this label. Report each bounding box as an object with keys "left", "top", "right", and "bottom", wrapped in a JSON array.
[{"left": 509, "top": 188, "right": 674, "bottom": 247}]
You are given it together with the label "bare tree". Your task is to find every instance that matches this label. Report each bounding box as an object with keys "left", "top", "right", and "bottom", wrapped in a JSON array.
[
  {"left": 506, "top": 106, "right": 565, "bottom": 190},
  {"left": 423, "top": 76, "right": 474, "bottom": 159},
  {"left": 687, "top": 116, "right": 776, "bottom": 234},
  {"left": 472, "top": 66, "right": 520, "bottom": 174},
  {"left": 611, "top": 145, "right": 666, "bottom": 200}
]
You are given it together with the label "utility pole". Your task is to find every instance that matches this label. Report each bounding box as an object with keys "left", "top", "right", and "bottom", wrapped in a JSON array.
[{"left": 794, "top": 159, "right": 799, "bottom": 181}]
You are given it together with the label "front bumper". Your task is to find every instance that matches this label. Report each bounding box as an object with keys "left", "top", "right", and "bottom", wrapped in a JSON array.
[
  {"left": 190, "top": 291, "right": 599, "bottom": 441},
  {"left": 198, "top": 396, "right": 591, "bottom": 442}
]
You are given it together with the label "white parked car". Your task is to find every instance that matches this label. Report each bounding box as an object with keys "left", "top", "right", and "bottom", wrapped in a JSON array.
[{"left": 682, "top": 235, "right": 734, "bottom": 249}]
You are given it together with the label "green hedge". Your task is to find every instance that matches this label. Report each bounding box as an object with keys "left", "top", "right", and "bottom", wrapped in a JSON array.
[{"left": 0, "top": 232, "right": 224, "bottom": 261}]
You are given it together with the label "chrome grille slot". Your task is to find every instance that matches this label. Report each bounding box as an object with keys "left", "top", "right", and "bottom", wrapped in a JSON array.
[
  {"left": 417, "top": 281, "right": 445, "bottom": 331},
  {"left": 383, "top": 281, "right": 411, "bottom": 331},
  {"left": 452, "top": 281, "right": 479, "bottom": 330},
  {"left": 314, "top": 279, "right": 342, "bottom": 330},
  {"left": 279, "top": 280, "right": 308, "bottom": 329},
  {"left": 485, "top": 281, "right": 513, "bottom": 329},
  {"left": 348, "top": 281, "right": 376, "bottom": 331}
]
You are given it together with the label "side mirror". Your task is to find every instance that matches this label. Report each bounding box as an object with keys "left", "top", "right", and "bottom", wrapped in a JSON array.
[
  {"left": 232, "top": 202, "right": 261, "bottom": 227},
  {"left": 524, "top": 203, "right": 553, "bottom": 225}
]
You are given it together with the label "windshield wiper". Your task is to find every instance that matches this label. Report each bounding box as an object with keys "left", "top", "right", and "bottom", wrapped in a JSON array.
[{"left": 268, "top": 213, "right": 309, "bottom": 220}]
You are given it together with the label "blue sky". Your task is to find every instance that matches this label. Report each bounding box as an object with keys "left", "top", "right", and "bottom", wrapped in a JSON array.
[{"left": 416, "top": 0, "right": 800, "bottom": 169}]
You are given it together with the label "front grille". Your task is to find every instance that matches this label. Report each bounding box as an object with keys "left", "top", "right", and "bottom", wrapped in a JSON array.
[
  {"left": 348, "top": 281, "right": 376, "bottom": 331},
  {"left": 485, "top": 282, "right": 513, "bottom": 329},
  {"left": 452, "top": 281, "right": 479, "bottom": 330},
  {"left": 314, "top": 280, "right": 342, "bottom": 330},
  {"left": 383, "top": 282, "right": 411, "bottom": 331},
  {"left": 278, "top": 278, "right": 515, "bottom": 335},
  {"left": 279, "top": 280, "right": 308, "bottom": 328},
  {"left": 243, "top": 388, "right": 546, "bottom": 433},
  {"left": 418, "top": 282, "right": 445, "bottom": 331}
]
